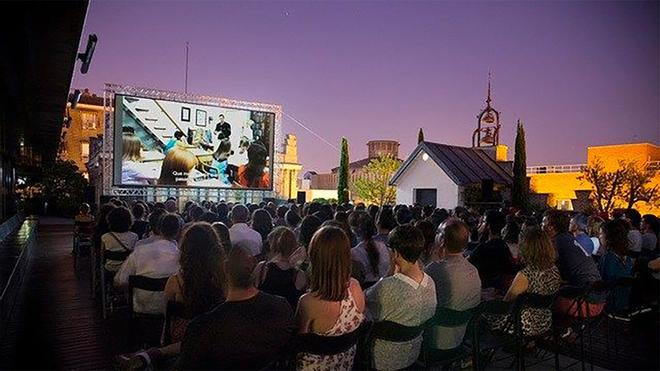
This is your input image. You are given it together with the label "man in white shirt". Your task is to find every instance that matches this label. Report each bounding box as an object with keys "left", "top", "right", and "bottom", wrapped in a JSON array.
[
  {"left": 228, "top": 204, "right": 262, "bottom": 256},
  {"left": 135, "top": 208, "right": 167, "bottom": 248},
  {"left": 115, "top": 213, "right": 183, "bottom": 315}
]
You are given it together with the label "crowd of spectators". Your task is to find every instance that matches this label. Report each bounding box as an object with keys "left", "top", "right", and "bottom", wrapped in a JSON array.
[{"left": 74, "top": 198, "right": 660, "bottom": 370}]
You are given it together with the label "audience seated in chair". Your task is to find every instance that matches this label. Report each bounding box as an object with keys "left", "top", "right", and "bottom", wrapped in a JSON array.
[
  {"left": 543, "top": 210, "right": 603, "bottom": 317},
  {"left": 468, "top": 210, "right": 516, "bottom": 294},
  {"left": 176, "top": 246, "right": 294, "bottom": 369},
  {"left": 117, "top": 222, "right": 227, "bottom": 369},
  {"left": 114, "top": 213, "right": 183, "bottom": 315},
  {"left": 253, "top": 226, "right": 307, "bottom": 309},
  {"left": 295, "top": 226, "right": 365, "bottom": 370},
  {"left": 101, "top": 206, "right": 138, "bottom": 272},
  {"left": 484, "top": 226, "right": 561, "bottom": 337},
  {"left": 365, "top": 224, "right": 436, "bottom": 370},
  {"left": 425, "top": 218, "right": 481, "bottom": 352}
]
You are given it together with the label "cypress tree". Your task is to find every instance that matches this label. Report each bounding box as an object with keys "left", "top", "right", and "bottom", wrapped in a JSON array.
[
  {"left": 512, "top": 120, "right": 529, "bottom": 210},
  {"left": 418, "top": 128, "right": 425, "bottom": 144},
  {"left": 337, "top": 137, "right": 350, "bottom": 204}
]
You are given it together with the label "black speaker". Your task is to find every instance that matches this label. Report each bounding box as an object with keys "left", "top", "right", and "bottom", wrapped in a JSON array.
[
  {"left": 481, "top": 180, "right": 494, "bottom": 202},
  {"left": 296, "top": 191, "right": 306, "bottom": 205}
]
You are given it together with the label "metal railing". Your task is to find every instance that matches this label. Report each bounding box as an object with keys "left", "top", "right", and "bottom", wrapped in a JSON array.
[
  {"left": 528, "top": 160, "right": 660, "bottom": 174},
  {"left": 648, "top": 160, "right": 660, "bottom": 171},
  {"left": 526, "top": 164, "right": 586, "bottom": 174}
]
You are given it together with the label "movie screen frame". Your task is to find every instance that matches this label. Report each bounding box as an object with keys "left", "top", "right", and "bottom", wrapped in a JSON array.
[{"left": 112, "top": 94, "right": 275, "bottom": 191}]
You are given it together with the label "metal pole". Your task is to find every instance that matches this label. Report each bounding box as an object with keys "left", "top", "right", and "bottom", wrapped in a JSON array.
[{"left": 185, "top": 41, "right": 189, "bottom": 93}]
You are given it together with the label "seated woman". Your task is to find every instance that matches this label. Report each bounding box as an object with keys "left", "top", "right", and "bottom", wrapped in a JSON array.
[
  {"left": 350, "top": 212, "right": 391, "bottom": 288},
  {"left": 121, "top": 133, "right": 159, "bottom": 185},
  {"left": 117, "top": 222, "right": 227, "bottom": 369},
  {"left": 485, "top": 226, "right": 561, "bottom": 337},
  {"left": 253, "top": 227, "right": 307, "bottom": 308},
  {"left": 237, "top": 142, "right": 270, "bottom": 188},
  {"left": 599, "top": 219, "right": 634, "bottom": 314},
  {"left": 158, "top": 148, "right": 199, "bottom": 186},
  {"left": 101, "top": 206, "right": 138, "bottom": 273},
  {"left": 295, "top": 226, "right": 365, "bottom": 370},
  {"left": 211, "top": 221, "right": 232, "bottom": 253}
]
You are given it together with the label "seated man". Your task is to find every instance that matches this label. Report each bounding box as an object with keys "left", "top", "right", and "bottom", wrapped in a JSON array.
[
  {"left": 570, "top": 213, "right": 594, "bottom": 256},
  {"left": 543, "top": 210, "right": 602, "bottom": 316},
  {"left": 425, "top": 218, "right": 481, "bottom": 352},
  {"left": 365, "top": 225, "right": 436, "bottom": 370},
  {"left": 176, "top": 247, "right": 295, "bottom": 369},
  {"left": 114, "top": 213, "right": 183, "bottom": 315},
  {"left": 468, "top": 210, "right": 515, "bottom": 292},
  {"left": 228, "top": 204, "right": 263, "bottom": 256}
]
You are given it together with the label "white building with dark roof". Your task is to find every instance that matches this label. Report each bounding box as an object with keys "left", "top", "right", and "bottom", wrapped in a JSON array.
[{"left": 390, "top": 76, "right": 514, "bottom": 209}]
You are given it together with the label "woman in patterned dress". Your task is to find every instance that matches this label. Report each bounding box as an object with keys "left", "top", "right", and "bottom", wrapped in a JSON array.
[
  {"left": 295, "top": 226, "right": 365, "bottom": 370},
  {"left": 486, "top": 226, "right": 561, "bottom": 337}
]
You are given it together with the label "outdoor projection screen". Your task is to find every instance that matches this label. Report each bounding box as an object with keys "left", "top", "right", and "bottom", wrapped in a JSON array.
[{"left": 113, "top": 94, "right": 274, "bottom": 190}]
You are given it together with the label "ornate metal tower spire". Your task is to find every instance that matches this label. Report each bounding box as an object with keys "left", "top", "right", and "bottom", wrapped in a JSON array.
[{"left": 486, "top": 69, "right": 492, "bottom": 107}]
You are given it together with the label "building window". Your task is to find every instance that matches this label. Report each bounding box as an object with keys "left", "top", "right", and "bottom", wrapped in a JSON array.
[
  {"left": 81, "top": 141, "right": 90, "bottom": 162},
  {"left": 81, "top": 112, "right": 97, "bottom": 130}
]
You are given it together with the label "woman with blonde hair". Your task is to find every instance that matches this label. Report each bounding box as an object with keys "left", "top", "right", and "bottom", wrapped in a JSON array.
[
  {"left": 121, "top": 133, "right": 159, "bottom": 185},
  {"left": 486, "top": 226, "right": 561, "bottom": 336},
  {"left": 158, "top": 148, "right": 198, "bottom": 186},
  {"left": 295, "top": 226, "right": 365, "bottom": 370}
]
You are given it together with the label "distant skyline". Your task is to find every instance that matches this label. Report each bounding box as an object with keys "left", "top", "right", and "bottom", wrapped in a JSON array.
[{"left": 72, "top": 1, "right": 659, "bottom": 172}]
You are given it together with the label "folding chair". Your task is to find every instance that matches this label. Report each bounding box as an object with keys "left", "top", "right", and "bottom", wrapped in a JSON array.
[
  {"left": 100, "top": 250, "right": 131, "bottom": 319},
  {"left": 73, "top": 221, "right": 95, "bottom": 276},
  {"left": 420, "top": 306, "right": 481, "bottom": 370},
  {"left": 368, "top": 320, "right": 426, "bottom": 369},
  {"left": 128, "top": 275, "right": 170, "bottom": 348}
]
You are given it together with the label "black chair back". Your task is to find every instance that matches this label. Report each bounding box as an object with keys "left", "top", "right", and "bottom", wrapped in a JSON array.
[
  {"left": 104, "top": 250, "right": 131, "bottom": 262},
  {"left": 162, "top": 300, "right": 189, "bottom": 345},
  {"left": 370, "top": 320, "right": 425, "bottom": 343},
  {"left": 127, "top": 275, "right": 170, "bottom": 314},
  {"left": 296, "top": 322, "right": 365, "bottom": 356},
  {"left": 426, "top": 306, "right": 478, "bottom": 328}
]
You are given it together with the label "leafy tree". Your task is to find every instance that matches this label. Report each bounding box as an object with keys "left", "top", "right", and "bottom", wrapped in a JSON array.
[
  {"left": 580, "top": 158, "right": 627, "bottom": 214},
  {"left": 512, "top": 120, "right": 529, "bottom": 210},
  {"left": 418, "top": 128, "right": 425, "bottom": 144},
  {"left": 351, "top": 154, "right": 400, "bottom": 207},
  {"left": 41, "top": 158, "right": 88, "bottom": 216},
  {"left": 337, "top": 137, "right": 350, "bottom": 204},
  {"left": 619, "top": 161, "right": 658, "bottom": 210}
]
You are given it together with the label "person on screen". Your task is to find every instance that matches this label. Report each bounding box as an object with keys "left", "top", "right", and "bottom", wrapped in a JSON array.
[
  {"left": 122, "top": 133, "right": 159, "bottom": 185},
  {"left": 165, "top": 131, "right": 186, "bottom": 153},
  {"left": 158, "top": 148, "right": 199, "bottom": 186},
  {"left": 214, "top": 114, "right": 232, "bottom": 141},
  {"left": 237, "top": 142, "right": 270, "bottom": 189},
  {"left": 211, "top": 139, "right": 233, "bottom": 185}
]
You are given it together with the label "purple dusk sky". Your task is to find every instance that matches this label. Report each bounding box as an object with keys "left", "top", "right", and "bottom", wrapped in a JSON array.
[{"left": 72, "top": 0, "right": 659, "bottom": 173}]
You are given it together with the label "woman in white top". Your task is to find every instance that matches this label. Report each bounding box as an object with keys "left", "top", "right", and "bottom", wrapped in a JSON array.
[
  {"left": 121, "top": 133, "right": 159, "bottom": 185},
  {"left": 101, "top": 206, "right": 138, "bottom": 272},
  {"left": 350, "top": 212, "right": 390, "bottom": 287}
]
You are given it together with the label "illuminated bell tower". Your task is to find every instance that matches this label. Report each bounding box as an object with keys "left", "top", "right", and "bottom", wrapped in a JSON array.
[{"left": 472, "top": 71, "right": 501, "bottom": 148}]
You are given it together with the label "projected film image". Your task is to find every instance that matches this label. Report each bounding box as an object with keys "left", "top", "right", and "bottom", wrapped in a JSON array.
[{"left": 114, "top": 95, "right": 274, "bottom": 189}]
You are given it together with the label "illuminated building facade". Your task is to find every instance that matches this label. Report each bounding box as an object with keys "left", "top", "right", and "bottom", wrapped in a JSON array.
[
  {"left": 61, "top": 90, "right": 105, "bottom": 179},
  {"left": 528, "top": 142, "right": 660, "bottom": 214}
]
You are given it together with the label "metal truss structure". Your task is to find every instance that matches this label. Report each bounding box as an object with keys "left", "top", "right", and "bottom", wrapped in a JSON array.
[{"left": 101, "top": 83, "right": 283, "bottom": 203}]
